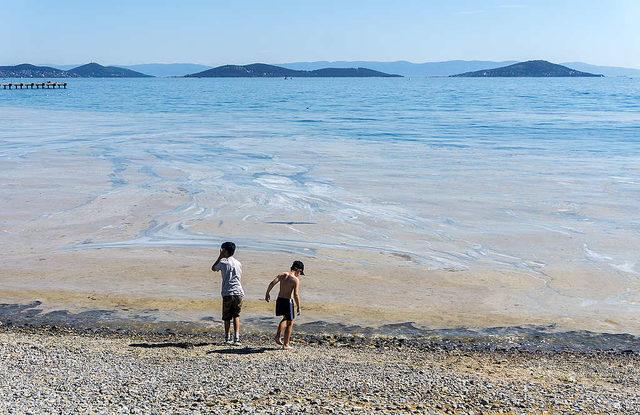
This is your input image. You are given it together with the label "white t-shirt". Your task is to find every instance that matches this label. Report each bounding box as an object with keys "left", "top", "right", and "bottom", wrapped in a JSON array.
[{"left": 213, "top": 256, "right": 245, "bottom": 297}]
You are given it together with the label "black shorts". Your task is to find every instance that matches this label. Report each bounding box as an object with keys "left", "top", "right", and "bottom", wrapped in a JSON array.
[
  {"left": 275, "top": 297, "right": 295, "bottom": 321},
  {"left": 222, "top": 295, "right": 242, "bottom": 321}
]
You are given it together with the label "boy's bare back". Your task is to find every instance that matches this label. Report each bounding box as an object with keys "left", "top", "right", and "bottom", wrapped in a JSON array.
[
  {"left": 265, "top": 261, "right": 304, "bottom": 349},
  {"left": 276, "top": 272, "right": 299, "bottom": 299}
]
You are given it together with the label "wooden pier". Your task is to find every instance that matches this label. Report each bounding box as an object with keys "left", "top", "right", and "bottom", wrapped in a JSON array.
[{"left": 2, "top": 81, "right": 67, "bottom": 90}]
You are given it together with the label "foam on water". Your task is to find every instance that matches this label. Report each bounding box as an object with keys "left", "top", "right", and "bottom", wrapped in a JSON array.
[{"left": 1, "top": 77, "right": 640, "bottom": 330}]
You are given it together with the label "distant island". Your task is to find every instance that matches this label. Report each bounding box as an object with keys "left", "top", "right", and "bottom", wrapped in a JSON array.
[
  {"left": 451, "top": 60, "right": 604, "bottom": 77},
  {"left": 185, "top": 63, "right": 401, "bottom": 78},
  {"left": 0, "top": 64, "right": 73, "bottom": 78},
  {"left": 0, "top": 63, "right": 151, "bottom": 78},
  {"left": 66, "top": 63, "right": 151, "bottom": 78}
]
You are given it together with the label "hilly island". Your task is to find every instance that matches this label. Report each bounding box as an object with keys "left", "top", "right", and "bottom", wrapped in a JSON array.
[
  {"left": 0, "top": 64, "right": 71, "bottom": 78},
  {"left": 451, "top": 60, "right": 603, "bottom": 77},
  {"left": 185, "top": 63, "right": 401, "bottom": 77},
  {"left": 0, "top": 63, "right": 151, "bottom": 78},
  {"left": 66, "top": 63, "right": 152, "bottom": 78}
]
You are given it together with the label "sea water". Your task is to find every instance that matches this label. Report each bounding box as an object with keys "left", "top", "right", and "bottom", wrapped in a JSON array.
[{"left": 1, "top": 77, "right": 640, "bottom": 332}]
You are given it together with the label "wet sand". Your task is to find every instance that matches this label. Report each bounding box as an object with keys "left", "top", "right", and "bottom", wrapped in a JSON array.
[{"left": 3, "top": 250, "right": 640, "bottom": 335}]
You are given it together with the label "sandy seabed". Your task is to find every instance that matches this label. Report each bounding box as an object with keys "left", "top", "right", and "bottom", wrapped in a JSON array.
[{"left": 2, "top": 151, "right": 640, "bottom": 335}]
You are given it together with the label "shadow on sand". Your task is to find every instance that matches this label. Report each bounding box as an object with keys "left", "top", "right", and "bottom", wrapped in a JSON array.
[
  {"left": 207, "top": 347, "right": 272, "bottom": 355},
  {"left": 128, "top": 342, "right": 273, "bottom": 354},
  {"left": 129, "top": 342, "right": 214, "bottom": 349}
]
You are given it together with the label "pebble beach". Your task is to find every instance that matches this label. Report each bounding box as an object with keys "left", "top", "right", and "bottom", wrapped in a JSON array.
[{"left": 1, "top": 326, "right": 638, "bottom": 414}]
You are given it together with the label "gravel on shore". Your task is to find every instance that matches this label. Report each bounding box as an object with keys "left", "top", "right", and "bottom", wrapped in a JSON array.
[{"left": 0, "top": 327, "right": 638, "bottom": 414}]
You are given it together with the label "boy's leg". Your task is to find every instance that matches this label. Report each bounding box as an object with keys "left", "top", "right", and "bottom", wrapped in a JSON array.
[
  {"left": 224, "top": 320, "right": 231, "bottom": 341},
  {"left": 282, "top": 320, "right": 294, "bottom": 349},
  {"left": 233, "top": 316, "right": 241, "bottom": 342},
  {"left": 232, "top": 296, "right": 242, "bottom": 344},
  {"left": 222, "top": 296, "right": 233, "bottom": 343},
  {"left": 274, "top": 318, "right": 286, "bottom": 345}
]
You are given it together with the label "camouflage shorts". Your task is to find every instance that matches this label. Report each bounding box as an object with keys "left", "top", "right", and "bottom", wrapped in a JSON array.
[{"left": 222, "top": 295, "right": 243, "bottom": 321}]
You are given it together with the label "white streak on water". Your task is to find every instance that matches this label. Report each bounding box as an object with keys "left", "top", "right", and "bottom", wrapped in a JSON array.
[
  {"left": 584, "top": 244, "right": 639, "bottom": 276},
  {"left": 612, "top": 262, "right": 638, "bottom": 275},
  {"left": 2, "top": 78, "right": 639, "bottom": 287},
  {"left": 584, "top": 244, "right": 613, "bottom": 262}
]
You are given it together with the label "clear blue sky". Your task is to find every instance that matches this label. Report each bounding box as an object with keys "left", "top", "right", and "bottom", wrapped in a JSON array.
[{"left": 3, "top": 0, "right": 639, "bottom": 68}]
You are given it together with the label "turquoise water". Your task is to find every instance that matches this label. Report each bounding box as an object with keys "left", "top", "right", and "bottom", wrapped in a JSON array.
[
  {"left": 2, "top": 77, "right": 639, "bottom": 154},
  {"left": 1, "top": 77, "right": 640, "bottom": 278}
]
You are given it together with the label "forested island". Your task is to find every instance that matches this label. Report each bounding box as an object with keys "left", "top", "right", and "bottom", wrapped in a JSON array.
[
  {"left": 451, "top": 60, "right": 603, "bottom": 77},
  {"left": 0, "top": 63, "right": 151, "bottom": 78},
  {"left": 185, "top": 63, "right": 401, "bottom": 77}
]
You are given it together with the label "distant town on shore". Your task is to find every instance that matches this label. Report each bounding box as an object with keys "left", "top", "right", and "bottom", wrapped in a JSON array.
[{"left": 2, "top": 59, "right": 639, "bottom": 79}]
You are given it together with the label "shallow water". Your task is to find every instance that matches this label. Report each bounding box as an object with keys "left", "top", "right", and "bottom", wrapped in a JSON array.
[
  {"left": 1, "top": 77, "right": 640, "bottom": 333},
  {"left": 3, "top": 301, "right": 640, "bottom": 353}
]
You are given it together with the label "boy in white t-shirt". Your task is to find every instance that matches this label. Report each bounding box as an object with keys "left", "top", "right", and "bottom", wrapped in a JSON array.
[{"left": 211, "top": 241, "right": 244, "bottom": 345}]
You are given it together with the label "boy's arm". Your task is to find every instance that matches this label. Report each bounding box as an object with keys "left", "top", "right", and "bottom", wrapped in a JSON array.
[
  {"left": 211, "top": 249, "right": 223, "bottom": 271},
  {"left": 264, "top": 274, "right": 283, "bottom": 302},
  {"left": 293, "top": 278, "right": 301, "bottom": 316}
]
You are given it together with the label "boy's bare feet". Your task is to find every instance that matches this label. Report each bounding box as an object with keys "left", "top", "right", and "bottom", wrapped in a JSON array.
[{"left": 282, "top": 345, "right": 294, "bottom": 350}]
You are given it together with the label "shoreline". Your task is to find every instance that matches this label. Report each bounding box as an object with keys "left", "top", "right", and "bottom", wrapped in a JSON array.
[
  {"left": 2, "top": 300, "right": 640, "bottom": 354},
  {"left": 1, "top": 324, "right": 638, "bottom": 414}
]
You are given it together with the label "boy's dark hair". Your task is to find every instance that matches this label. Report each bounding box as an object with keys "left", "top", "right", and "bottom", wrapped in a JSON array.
[
  {"left": 291, "top": 260, "right": 305, "bottom": 275},
  {"left": 221, "top": 241, "right": 236, "bottom": 256}
]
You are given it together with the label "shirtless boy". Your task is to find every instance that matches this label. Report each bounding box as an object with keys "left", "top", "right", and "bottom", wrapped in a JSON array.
[{"left": 264, "top": 261, "right": 304, "bottom": 350}]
